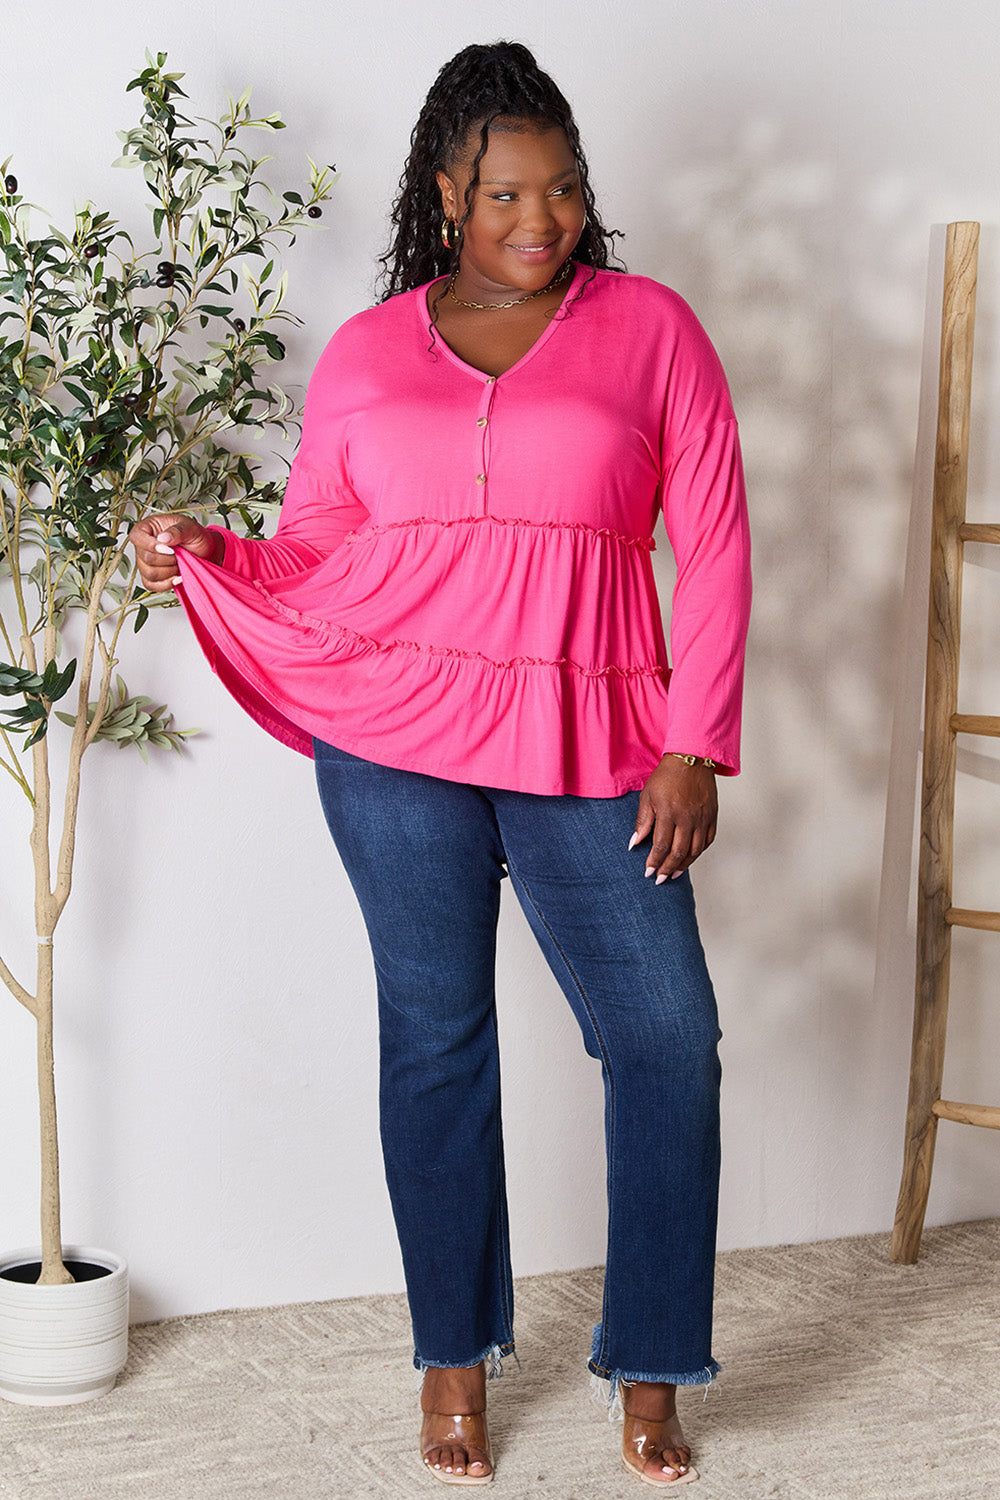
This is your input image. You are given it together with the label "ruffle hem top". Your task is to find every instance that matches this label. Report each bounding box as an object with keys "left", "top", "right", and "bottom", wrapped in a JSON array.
[{"left": 175, "top": 264, "right": 752, "bottom": 796}]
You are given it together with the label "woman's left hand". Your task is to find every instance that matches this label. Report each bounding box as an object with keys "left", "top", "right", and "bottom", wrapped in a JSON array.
[{"left": 630, "top": 756, "right": 718, "bottom": 884}]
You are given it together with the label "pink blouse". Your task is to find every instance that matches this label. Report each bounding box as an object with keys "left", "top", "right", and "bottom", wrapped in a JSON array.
[{"left": 175, "top": 264, "right": 751, "bottom": 796}]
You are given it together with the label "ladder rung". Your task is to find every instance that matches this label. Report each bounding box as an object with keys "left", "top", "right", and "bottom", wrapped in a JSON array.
[
  {"left": 950, "top": 713, "right": 1000, "bottom": 736},
  {"left": 959, "top": 522, "right": 1000, "bottom": 544},
  {"left": 946, "top": 907, "right": 1000, "bottom": 931},
  {"left": 932, "top": 1098, "right": 1000, "bottom": 1129}
]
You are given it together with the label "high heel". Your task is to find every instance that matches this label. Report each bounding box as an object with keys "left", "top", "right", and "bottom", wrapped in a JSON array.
[{"left": 419, "top": 1409, "right": 494, "bottom": 1486}]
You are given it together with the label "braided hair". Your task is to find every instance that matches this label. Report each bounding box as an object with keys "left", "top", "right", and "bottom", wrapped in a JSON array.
[{"left": 377, "top": 40, "right": 624, "bottom": 300}]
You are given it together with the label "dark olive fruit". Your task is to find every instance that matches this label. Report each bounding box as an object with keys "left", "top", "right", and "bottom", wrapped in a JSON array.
[
  {"left": 156, "top": 261, "right": 174, "bottom": 274},
  {"left": 84, "top": 244, "right": 99, "bottom": 259},
  {"left": 4, "top": 174, "right": 17, "bottom": 194},
  {"left": 155, "top": 273, "right": 173, "bottom": 288},
  {"left": 233, "top": 318, "right": 246, "bottom": 332},
  {"left": 85, "top": 452, "right": 103, "bottom": 466},
  {"left": 308, "top": 205, "right": 322, "bottom": 218},
  {"left": 122, "top": 393, "right": 140, "bottom": 408}
]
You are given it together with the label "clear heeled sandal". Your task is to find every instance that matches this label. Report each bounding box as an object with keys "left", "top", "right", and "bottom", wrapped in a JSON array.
[{"left": 420, "top": 1409, "right": 494, "bottom": 1486}]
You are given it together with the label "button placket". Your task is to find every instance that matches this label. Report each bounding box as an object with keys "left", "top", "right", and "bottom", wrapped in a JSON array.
[{"left": 474, "top": 376, "right": 498, "bottom": 514}]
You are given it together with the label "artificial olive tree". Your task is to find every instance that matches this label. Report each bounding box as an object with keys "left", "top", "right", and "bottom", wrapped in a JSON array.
[{"left": 0, "top": 53, "right": 336, "bottom": 1283}]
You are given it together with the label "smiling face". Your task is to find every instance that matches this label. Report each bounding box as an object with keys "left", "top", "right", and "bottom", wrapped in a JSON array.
[{"left": 436, "top": 119, "right": 586, "bottom": 302}]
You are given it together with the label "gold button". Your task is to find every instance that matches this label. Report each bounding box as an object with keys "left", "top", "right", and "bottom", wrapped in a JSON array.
[
  {"left": 486, "top": 376, "right": 497, "bottom": 384},
  {"left": 476, "top": 474, "right": 486, "bottom": 485},
  {"left": 477, "top": 417, "right": 488, "bottom": 427}
]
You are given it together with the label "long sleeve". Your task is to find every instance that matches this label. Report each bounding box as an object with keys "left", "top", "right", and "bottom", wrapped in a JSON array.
[
  {"left": 206, "top": 327, "right": 371, "bottom": 584},
  {"left": 658, "top": 420, "right": 752, "bottom": 776}
]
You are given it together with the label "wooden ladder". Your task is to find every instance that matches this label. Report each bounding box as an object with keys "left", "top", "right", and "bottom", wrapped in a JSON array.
[{"left": 891, "top": 220, "right": 1000, "bottom": 1264}]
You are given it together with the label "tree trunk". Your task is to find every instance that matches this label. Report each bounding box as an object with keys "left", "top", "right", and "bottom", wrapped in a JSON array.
[
  {"left": 34, "top": 937, "right": 73, "bottom": 1284},
  {"left": 26, "top": 644, "right": 73, "bottom": 1288}
]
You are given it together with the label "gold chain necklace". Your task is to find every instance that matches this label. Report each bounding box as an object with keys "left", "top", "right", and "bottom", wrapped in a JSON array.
[{"left": 447, "top": 257, "right": 573, "bottom": 311}]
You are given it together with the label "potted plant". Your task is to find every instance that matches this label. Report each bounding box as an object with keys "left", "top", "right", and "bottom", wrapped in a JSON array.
[{"left": 0, "top": 51, "right": 335, "bottom": 1404}]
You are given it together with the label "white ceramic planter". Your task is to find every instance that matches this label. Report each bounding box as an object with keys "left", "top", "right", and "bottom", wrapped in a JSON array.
[{"left": 0, "top": 1245, "right": 129, "bottom": 1405}]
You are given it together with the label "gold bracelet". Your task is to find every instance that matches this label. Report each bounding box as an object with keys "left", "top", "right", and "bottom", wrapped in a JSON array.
[{"left": 667, "top": 752, "right": 717, "bottom": 769}]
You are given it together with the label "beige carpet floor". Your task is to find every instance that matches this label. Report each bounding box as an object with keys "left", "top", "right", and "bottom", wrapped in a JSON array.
[{"left": 1, "top": 1218, "right": 998, "bottom": 1500}]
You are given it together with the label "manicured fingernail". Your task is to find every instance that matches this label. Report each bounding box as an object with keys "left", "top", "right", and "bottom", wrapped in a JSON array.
[
  {"left": 628, "top": 832, "right": 640, "bottom": 851},
  {"left": 644, "top": 866, "right": 655, "bottom": 878},
  {"left": 154, "top": 543, "right": 174, "bottom": 553},
  {"left": 655, "top": 873, "right": 668, "bottom": 885},
  {"left": 170, "top": 576, "right": 182, "bottom": 586},
  {"left": 672, "top": 871, "right": 683, "bottom": 880}
]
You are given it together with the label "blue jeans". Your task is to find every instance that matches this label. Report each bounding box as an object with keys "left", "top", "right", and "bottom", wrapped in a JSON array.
[{"left": 313, "top": 738, "right": 723, "bottom": 1403}]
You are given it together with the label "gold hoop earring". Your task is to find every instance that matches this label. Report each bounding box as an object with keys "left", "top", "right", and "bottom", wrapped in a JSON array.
[{"left": 441, "top": 217, "right": 457, "bottom": 251}]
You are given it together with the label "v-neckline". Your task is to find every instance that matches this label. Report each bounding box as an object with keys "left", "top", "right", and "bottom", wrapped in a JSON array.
[{"left": 419, "top": 262, "right": 586, "bottom": 382}]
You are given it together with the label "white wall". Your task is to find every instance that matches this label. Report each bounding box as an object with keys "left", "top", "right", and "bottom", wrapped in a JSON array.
[{"left": 2, "top": 0, "right": 1000, "bottom": 1322}]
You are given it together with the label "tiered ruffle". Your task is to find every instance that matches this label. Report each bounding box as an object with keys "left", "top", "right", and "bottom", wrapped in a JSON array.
[{"left": 176, "top": 516, "right": 674, "bottom": 796}]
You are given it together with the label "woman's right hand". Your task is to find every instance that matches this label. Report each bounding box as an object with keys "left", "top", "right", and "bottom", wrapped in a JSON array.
[{"left": 127, "top": 513, "right": 224, "bottom": 593}]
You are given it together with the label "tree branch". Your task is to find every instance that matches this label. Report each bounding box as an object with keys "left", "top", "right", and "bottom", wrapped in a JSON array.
[
  {"left": 0, "top": 726, "right": 33, "bottom": 801},
  {"left": 0, "top": 952, "right": 36, "bottom": 1016}
]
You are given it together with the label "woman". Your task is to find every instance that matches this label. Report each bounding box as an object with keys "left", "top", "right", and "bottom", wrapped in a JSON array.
[{"left": 130, "top": 41, "right": 751, "bottom": 1489}]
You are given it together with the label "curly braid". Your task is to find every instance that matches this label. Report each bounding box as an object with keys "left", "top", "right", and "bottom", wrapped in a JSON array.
[{"left": 377, "top": 40, "right": 625, "bottom": 301}]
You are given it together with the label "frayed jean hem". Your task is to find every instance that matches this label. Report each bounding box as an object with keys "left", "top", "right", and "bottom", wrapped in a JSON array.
[
  {"left": 588, "top": 1322, "right": 721, "bottom": 1419},
  {"left": 588, "top": 1364, "right": 722, "bottom": 1421},
  {"left": 588, "top": 1318, "right": 721, "bottom": 1421},
  {"left": 414, "top": 1340, "right": 520, "bottom": 1384}
]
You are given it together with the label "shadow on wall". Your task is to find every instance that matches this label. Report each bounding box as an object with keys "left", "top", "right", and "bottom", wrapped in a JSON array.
[
  {"left": 652, "top": 117, "right": 918, "bottom": 982},
  {"left": 629, "top": 112, "right": 999, "bottom": 1232}
]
